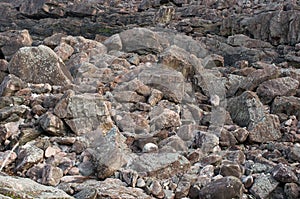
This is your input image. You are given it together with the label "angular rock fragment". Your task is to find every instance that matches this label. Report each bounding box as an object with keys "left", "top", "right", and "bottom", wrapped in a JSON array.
[
  {"left": 250, "top": 174, "right": 279, "bottom": 199},
  {"left": 271, "top": 96, "right": 300, "bottom": 120},
  {"left": 138, "top": 64, "right": 185, "bottom": 103},
  {"left": 41, "top": 164, "right": 64, "bottom": 186},
  {"left": 0, "top": 175, "right": 73, "bottom": 198},
  {"left": 257, "top": 77, "right": 299, "bottom": 104},
  {"left": 119, "top": 28, "right": 163, "bottom": 54},
  {"left": 15, "top": 142, "right": 44, "bottom": 172},
  {"left": 54, "top": 91, "right": 112, "bottom": 135},
  {"left": 150, "top": 108, "right": 181, "bottom": 131},
  {"left": 127, "top": 152, "right": 190, "bottom": 179},
  {"left": 192, "top": 131, "right": 219, "bottom": 153},
  {"left": 39, "top": 112, "right": 66, "bottom": 136},
  {"left": 74, "top": 178, "right": 152, "bottom": 199},
  {"left": 0, "top": 74, "right": 25, "bottom": 97},
  {"left": 271, "top": 163, "right": 298, "bottom": 183},
  {"left": 0, "top": 29, "right": 32, "bottom": 60},
  {"left": 89, "top": 127, "right": 129, "bottom": 180},
  {"left": 198, "top": 176, "right": 243, "bottom": 199},
  {"left": 227, "top": 91, "right": 281, "bottom": 142}
]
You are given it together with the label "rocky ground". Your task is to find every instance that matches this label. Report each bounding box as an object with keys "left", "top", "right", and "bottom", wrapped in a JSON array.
[{"left": 0, "top": 0, "right": 300, "bottom": 199}]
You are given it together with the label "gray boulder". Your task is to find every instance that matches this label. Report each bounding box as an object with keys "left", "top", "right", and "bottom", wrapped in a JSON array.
[
  {"left": 127, "top": 152, "right": 190, "bottom": 179},
  {"left": 119, "top": 28, "right": 163, "bottom": 54},
  {"left": 8, "top": 45, "right": 73, "bottom": 86},
  {"left": 227, "top": 91, "right": 281, "bottom": 142},
  {"left": 54, "top": 91, "right": 113, "bottom": 135},
  {"left": 198, "top": 176, "right": 243, "bottom": 199},
  {"left": 0, "top": 175, "right": 73, "bottom": 199}
]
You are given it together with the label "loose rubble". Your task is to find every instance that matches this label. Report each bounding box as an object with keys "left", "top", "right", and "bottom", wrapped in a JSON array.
[{"left": 0, "top": 0, "right": 300, "bottom": 199}]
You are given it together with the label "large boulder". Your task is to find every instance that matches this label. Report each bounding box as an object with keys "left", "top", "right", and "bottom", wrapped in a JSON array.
[
  {"left": 0, "top": 175, "right": 73, "bottom": 199},
  {"left": 138, "top": 64, "right": 185, "bottom": 103},
  {"left": 8, "top": 45, "right": 73, "bottom": 86},
  {"left": 54, "top": 91, "right": 113, "bottom": 135},
  {"left": 73, "top": 178, "right": 152, "bottom": 199},
  {"left": 227, "top": 91, "right": 281, "bottom": 143},
  {"left": 0, "top": 29, "right": 32, "bottom": 60},
  {"left": 198, "top": 176, "right": 243, "bottom": 199},
  {"left": 257, "top": 77, "right": 299, "bottom": 104},
  {"left": 119, "top": 28, "right": 164, "bottom": 54},
  {"left": 127, "top": 152, "right": 190, "bottom": 179}
]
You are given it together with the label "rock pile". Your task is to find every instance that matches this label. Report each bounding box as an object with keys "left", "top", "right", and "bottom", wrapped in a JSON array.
[{"left": 0, "top": 1, "right": 299, "bottom": 199}]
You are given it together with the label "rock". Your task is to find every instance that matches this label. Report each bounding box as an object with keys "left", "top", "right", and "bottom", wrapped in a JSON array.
[
  {"left": 54, "top": 91, "right": 112, "bottom": 135},
  {"left": 203, "top": 54, "right": 224, "bottom": 69},
  {"left": 146, "top": 180, "right": 164, "bottom": 199},
  {"left": 0, "top": 175, "right": 73, "bottom": 198},
  {"left": 9, "top": 45, "right": 73, "bottom": 86},
  {"left": 0, "top": 74, "right": 25, "bottom": 97},
  {"left": 284, "top": 183, "right": 299, "bottom": 199},
  {"left": 232, "top": 128, "right": 249, "bottom": 143},
  {"left": 89, "top": 127, "right": 129, "bottom": 180},
  {"left": 227, "top": 91, "right": 281, "bottom": 143},
  {"left": 0, "top": 105, "right": 29, "bottom": 122},
  {"left": 219, "top": 160, "right": 243, "bottom": 178},
  {"left": 39, "top": 112, "right": 66, "bottom": 136},
  {"left": 257, "top": 77, "right": 299, "bottom": 104},
  {"left": 143, "top": 143, "right": 158, "bottom": 153},
  {"left": 119, "top": 28, "right": 163, "bottom": 54},
  {"left": 138, "top": 64, "right": 185, "bottom": 103},
  {"left": 192, "top": 131, "right": 219, "bottom": 154},
  {"left": 0, "top": 150, "right": 17, "bottom": 170},
  {"left": 159, "top": 45, "right": 201, "bottom": 78},
  {"left": 73, "top": 178, "right": 152, "bottom": 199},
  {"left": 227, "top": 34, "right": 273, "bottom": 49},
  {"left": 54, "top": 42, "right": 74, "bottom": 61},
  {"left": 115, "top": 111, "right": 150, "bottom": 134},
  {"left": 103, "top": 34, "right": 122, "bottom": 52},
  {"left": 198, "top": 176, "right": 243, "bottom": 199},
  {"left": 127, "top": 152, "right": 190, "bottom": 179},
  {"left": 0, "top": 29, "right": 32, "bottom": 60},
  {"left": 150, "top": 108, "right": 181, "bottom": 131},
  {"left": 158, "top": 135, "right": 188, "bottom": 152},
  {"left": 271, "top": 163, "right": 298, "bottom": 183},
  {"left": 250, "top": 173, "right": 279, "bottom": 199},
  {"left": 119, "top": 168, "right": 139, "bottom": 187},
  {"left": 148, "top": 89, "right": 163, "bottom": 106},
  {"left": 154, "top": 6, "right": 175, "bottom": 24},
  {"left": 41, "top": 164, "right": 64, "bottom": 186},
  {"left": 78, "top": 161, "right": 95, "bottom": 176},
  {"left": 239, "top": 64, "right": 280, "bottom": 91},
  {"left": 271, "top": 96, "right": 300, "bottom": 120},
  {"left": 15, "top": 142, "right": 44, "bottom": 172},
  {"left": 289, "top": 143, "right": 300, "bottom": 162},
  {"left": 113, "top": 91, "right": 146, "bottom": 103}
]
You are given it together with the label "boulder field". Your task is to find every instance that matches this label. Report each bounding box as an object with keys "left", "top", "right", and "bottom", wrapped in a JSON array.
[{"left": 0, "top": 0, "right": 300, "bottom": 199}]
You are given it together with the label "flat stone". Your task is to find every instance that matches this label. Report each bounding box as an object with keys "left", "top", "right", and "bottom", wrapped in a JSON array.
[
  {"left": 73, "top": 178, "right": 152, "bottom": 199},
  {"left": 127, "top": 152, "right": 190, "bottom": 179},
  {"left": 0, "top": 175, "right": 73, "bottom": 198}
]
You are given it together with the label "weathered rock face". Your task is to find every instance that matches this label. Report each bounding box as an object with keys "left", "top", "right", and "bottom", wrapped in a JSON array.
[
  {"left": 198, "top": 176, "right": 243, "bottom": 199},
  {"left": 227, "top": 91, "right": 281, "bottom": 143},
  {"left": 8, "top": 45, "right": 73, "bottom": 86},
  {"left": 54, "top": 91, "right": 112, "bottom": 135},
  {"left": 0, "top": 175, "right": 73, "bottom": 199},
  {"left": 127, "top": 153, "right": 190, "bottom": 179}
]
